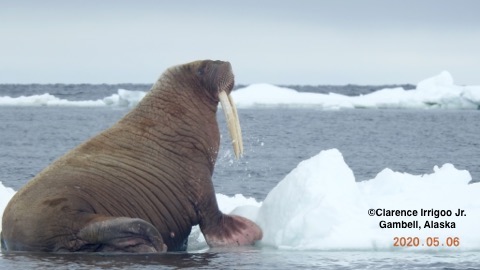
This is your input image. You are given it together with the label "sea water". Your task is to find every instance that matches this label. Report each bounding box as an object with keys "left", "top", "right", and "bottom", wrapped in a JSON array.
[{"left": 1, "top": 77, "right": 480, "bottom": 269}]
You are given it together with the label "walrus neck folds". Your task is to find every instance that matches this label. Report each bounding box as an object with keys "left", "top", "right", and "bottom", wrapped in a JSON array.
[
  {"left": 155, "top": 67, "right": 222, "bottom": 112},
  {"left": 121, "top": 78, "right": 221, "bottom": 173}
]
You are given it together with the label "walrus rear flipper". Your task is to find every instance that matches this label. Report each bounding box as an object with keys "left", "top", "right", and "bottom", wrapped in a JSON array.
[
  {"left": 77, "top": 216, "right": 167, "bottom": 253},
  {"left": 201, "top": 214, "right": 262, "bottom": 248}
]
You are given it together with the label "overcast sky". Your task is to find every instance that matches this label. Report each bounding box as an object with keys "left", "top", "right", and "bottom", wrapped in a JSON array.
[{"left": 1, "top": 0, "right": 479, "bottom": 85}]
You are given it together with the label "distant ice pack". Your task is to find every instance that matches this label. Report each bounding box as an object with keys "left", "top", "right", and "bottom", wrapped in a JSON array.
[
  {"left": 232, "top": 71, "right": 480, "bottom": 109},
  {"left": 1, "top": 71, "right": 479, "bottom": 109}
]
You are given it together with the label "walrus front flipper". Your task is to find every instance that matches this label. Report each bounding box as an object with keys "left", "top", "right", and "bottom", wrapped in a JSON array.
[
  {"left": 77, "top": 216, "right": 167, "bottom": 253},
  {"left": 201, "top": 214, "right": 262, "bottom": 248}
]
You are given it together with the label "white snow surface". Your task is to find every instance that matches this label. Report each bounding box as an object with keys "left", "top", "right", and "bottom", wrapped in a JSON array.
[
  {"left": 232, "top": 71, "right": 480, "bottom": 109},
  {"left": 1, "top": 71, "right": 479, "bottom": 109},
  {"left": 2, "top": 149, "right": 479, "bottom": 251}
]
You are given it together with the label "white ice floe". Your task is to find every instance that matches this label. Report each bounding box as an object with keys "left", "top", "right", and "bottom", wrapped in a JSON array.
[
  {"left": 0, "top": 89, "right": 146, "bottom": 107},
  {"left": 0, "top": 71, "right": 479, "bottom": 109},
  {"left": 2, "top": 149, "right": 480, "bottom": 251},
  {"left": 0, "top": 182, "right": 15, "bottom": 233},
  {"left": 187, "top": 149, "right": 480, "bottom": 251},
  {"left": 232, "top": 71, "right": 480, "bottom": 109},
  {"left": 253, "top": 149, "right": 480, "bottom": 251}
]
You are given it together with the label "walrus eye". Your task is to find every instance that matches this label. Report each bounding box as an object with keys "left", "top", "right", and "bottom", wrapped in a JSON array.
[{"left": 196, "top": 64, "right": 209, "bottom": 77}]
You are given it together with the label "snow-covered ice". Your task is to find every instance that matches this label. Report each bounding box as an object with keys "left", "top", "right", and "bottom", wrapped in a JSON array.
[
  {"left": 1, "top": 149, "right": 479, "bottom": 251},
  {"left": 190, "top": 149, "right": 480, "bottom": 251},
  {"left": 0, "top": 182, "right": 15, "bottom": 233},
  {"left": 1, "top": 71, "right": 479, "bottom": 109},
  {"left": 232, "top": 71, "right": 480, "bottom": 109},
  {"left": 253, "top": 149, "right": 480, "bottom": 251}
]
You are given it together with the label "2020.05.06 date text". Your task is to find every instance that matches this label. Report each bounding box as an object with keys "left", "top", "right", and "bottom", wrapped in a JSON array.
[{"left": 393, "top": 237, "right": 460, "bottom": 247}]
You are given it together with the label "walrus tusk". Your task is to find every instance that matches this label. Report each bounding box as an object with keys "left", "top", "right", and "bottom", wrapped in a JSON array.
[
  {"left": 219, "top": 91, "right": 243, "bottom": 158},
  {"left": 228, "top": 93, "right": 243, "bottom": 155}
]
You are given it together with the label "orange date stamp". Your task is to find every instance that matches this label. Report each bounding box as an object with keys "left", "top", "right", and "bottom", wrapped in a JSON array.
[{"left": 393, "top": 236, "right": 460, "bottom": 247}]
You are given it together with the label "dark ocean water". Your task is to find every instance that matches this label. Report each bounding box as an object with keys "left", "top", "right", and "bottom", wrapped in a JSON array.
[
  {"left": 2, "top": 250, "right": 480, "bottom": 270},
  {"left": 0, "top": 84, "right": 479, "bottom": 269},
  {"left": 1, "top": 107, "right": 478, "bottom": 195}
]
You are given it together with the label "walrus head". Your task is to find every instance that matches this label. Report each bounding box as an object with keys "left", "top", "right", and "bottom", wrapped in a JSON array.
[{"left": 179, "top": 60, "right": 243, "bottom": 159}]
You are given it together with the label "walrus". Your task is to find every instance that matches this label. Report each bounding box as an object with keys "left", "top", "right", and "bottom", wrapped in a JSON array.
[{"left": 1, "top": 60, "right": 262, "bottom": 253}]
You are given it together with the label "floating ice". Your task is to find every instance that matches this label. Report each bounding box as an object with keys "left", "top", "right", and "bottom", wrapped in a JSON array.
[
  {"left": 187, "top": 194, "right": 262, "bottom": 250},
  {"left": 102, "top": 89, "right": 146, "bottom": 107},
  {"left": 0, "top": 182, "right": 15, "bottom": 233},
  {"left": 230, "top": 83, "right": 354, "bottom": 109},
  {"left": 232, "top": 71, "right": 480, "bottom": 109},
  {"left": 0, "top": 93, "right": 105, "bottom": 107},
  {"left": 255, "top": 149, "right": 367, "bottom": 250},
  {"left": 0, "top": 89, "right": 146, "bottom": 107},
  {"left": 0, "top": 71, "right": 479, "bottom": 109},
  {"left": 2, "top": 149, "right": 480, "bottom": 251},
  {"left": 188, "top": 149, "right": 480, "bottom": 251},
  {"left": 254, "top": 149, "right": 480, "bottom": 251}
]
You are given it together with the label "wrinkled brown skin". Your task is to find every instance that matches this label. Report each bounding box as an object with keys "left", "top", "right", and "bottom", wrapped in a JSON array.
[{"left": 1, "top": 60, "right": 262, "bottom": 253}]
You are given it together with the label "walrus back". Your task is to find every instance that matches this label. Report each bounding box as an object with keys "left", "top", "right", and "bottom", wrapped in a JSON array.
[{"left": 1, "top": 117, "right": 202, "bottom": 251}]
